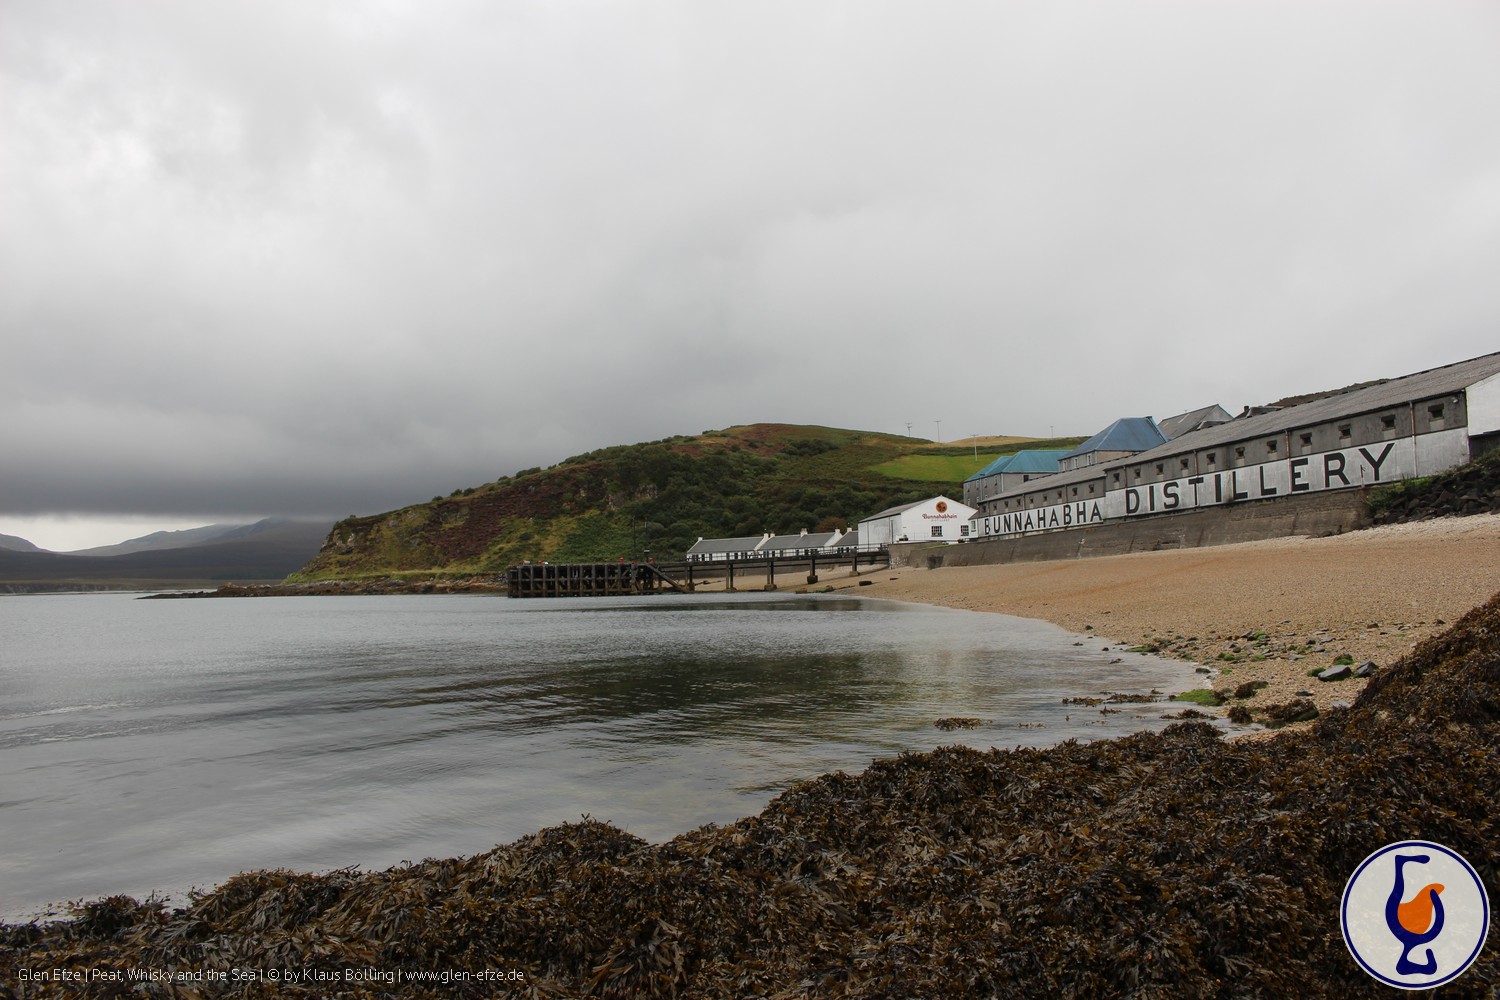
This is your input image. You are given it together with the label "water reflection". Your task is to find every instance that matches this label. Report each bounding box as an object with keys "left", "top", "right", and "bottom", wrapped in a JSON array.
[{"left": 0, "top": 592, "right": 1205, "bottom": 920}]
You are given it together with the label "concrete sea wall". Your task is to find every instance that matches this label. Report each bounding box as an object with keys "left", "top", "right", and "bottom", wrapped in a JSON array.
[{"left": 893, "top": 488, "right": 1372, "bottom": 569}]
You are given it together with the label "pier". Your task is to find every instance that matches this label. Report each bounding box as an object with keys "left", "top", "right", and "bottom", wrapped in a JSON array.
[
  {"left": 506, "top": 549, "right": 889, "bottom": 598},
  {"left": 506, "top": 562, "right": 686, "bottom": 598}
]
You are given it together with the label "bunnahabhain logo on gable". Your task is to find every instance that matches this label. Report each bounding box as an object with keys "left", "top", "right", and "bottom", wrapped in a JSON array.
[
  {"left": 1342, "top": 840, "right": 1489, "bottom": 989},
  {"left": 935, "top": 501, "right": 948, "bottom": 513}
]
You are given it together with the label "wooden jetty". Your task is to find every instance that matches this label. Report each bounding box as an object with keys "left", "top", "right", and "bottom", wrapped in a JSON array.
[
  {"left": 507, "top": 561, "right": 686, "bottom": 598},
  {"left": 506, "top": 549, "right": 888, "bottom": 598}
]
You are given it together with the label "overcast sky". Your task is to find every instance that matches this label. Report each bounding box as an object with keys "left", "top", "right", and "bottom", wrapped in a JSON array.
[{"left": 5, "top": 1, "right": 1499, "bottom": 550}]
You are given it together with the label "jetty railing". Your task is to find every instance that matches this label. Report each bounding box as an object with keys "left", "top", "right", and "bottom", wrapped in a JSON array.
[{"left": 506, "top": 548, "right": 889, "bottom": 598}]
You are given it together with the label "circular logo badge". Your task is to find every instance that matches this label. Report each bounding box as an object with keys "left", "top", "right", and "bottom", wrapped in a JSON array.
[
  {"left": 1342, "top": 840, "right": 1489, "bottom": 989},
  {"left": 935, "top": 501, "right": 948, "bottom": 513}
]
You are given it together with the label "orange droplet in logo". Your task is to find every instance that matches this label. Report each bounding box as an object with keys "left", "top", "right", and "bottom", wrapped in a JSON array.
[{"left": 1398, "top": 883, "right": 1446, "bottom": 935}]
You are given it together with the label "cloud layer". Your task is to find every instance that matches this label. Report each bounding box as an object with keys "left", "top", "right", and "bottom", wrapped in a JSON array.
[{"left": 5, "top": 1, "right": 1499, "bottom": 526}]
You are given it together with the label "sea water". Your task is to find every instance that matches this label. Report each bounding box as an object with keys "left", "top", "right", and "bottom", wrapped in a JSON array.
[{"left": 0, "top": 591, "right": 1206, "bottom": 920}]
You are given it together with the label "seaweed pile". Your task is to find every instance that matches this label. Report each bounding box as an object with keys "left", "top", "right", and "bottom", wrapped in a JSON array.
[{"left": 6, "top": 596, "right": 1500, "bottom": 998}]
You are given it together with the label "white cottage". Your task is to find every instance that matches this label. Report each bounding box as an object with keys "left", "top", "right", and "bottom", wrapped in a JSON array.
[{"left": 857, "top": 495, "right": 978, "bottom": 548}]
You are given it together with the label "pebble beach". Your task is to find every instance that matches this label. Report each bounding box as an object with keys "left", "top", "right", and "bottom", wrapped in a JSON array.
[{"left": 832, "top": 512, "right": 1500, "bottom": 725}]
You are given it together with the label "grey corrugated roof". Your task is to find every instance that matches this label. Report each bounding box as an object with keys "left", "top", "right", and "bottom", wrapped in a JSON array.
[
  {"left": 686, "top": 535, "right": 767, "bottom": 555},
  {"left": 980, "top": 461, "right": 1113, "bottom": 504},
  {"left": 1158, "top": 404, "right": 1231, "bottom": 439},
  {"left": 1128, "top": 351, "right": 1500, "bottom": 465},
  {"left": 982, "top": 352, "right": 1500, "bottom": 510},
  {"left": 862, "top": 499, "right": 927, "bottom": 521},
  {"left": 1061, "top": 417, "right": 1167, "bottom": 460},
  {"left": 761, "top": 531, "right": 842, "bottom": 552}
]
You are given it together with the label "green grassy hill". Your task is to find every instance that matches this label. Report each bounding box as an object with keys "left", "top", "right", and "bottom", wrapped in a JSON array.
[{"left": 291, "top": 424, "right": 1082, "bottom": 581}]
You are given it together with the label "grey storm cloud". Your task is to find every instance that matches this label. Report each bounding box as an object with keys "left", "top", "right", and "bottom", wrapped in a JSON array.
[{"left": 4, "top": 0, "right": 1499, "bottom": 521}]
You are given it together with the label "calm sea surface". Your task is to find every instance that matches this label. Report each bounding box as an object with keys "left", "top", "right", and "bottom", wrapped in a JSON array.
[{"left": 0, "top": 592, "right": 1207, "bottom": 920}]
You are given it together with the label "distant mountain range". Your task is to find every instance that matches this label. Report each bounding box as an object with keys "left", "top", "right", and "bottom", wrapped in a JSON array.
[
  {"left": 0, "top": 533, "right": 44, "bottom": 553},
  {"left": 0, "top": 518, "right": 333, "bottom": 593}
]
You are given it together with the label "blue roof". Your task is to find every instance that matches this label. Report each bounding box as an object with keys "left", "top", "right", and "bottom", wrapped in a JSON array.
[
  {"left": 963, "top": 448, "right": 1071, "bottom": 482},
  {"left": 1061, "top": 417, "right": 1166, "bottom": 460},
  {"left": 963, "top": 454, "right": 1014, "bottom": 482},
  {"left": 1003, "top": 449, "right": 1071, "bottom": 474}
]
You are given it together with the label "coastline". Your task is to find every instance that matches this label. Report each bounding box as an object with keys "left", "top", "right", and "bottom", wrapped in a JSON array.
[{"left": 821, "top": 512, "right": 1500, "bottom": 725}]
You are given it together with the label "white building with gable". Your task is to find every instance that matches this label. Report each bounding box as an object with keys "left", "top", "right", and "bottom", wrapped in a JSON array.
[{"left": 857, "top": 495, "right": 977, "bottom": 548}]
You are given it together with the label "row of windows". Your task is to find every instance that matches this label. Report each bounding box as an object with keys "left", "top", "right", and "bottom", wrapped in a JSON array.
[{"left": 995, "top": 402, "right": 1454, "bottom": 508}]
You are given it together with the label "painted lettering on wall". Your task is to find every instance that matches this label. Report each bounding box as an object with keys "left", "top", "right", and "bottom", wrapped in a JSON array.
[{"left": 968, "top": 435, "right": 1444, "bottom": 541}]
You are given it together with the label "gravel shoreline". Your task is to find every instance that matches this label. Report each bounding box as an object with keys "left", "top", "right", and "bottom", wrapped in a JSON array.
[{"left": 824, "top": 513, "right": 1500, "bottom": 730}]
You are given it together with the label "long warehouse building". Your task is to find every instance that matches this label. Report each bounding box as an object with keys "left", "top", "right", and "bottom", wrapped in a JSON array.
[{"left": 969, "top": 351, "right": 1500, "bottom": 541}]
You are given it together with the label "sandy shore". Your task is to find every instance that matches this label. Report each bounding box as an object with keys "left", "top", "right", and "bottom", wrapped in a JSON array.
[{"left": 818, "top": 513, "right": 1500, "bottom": 729}]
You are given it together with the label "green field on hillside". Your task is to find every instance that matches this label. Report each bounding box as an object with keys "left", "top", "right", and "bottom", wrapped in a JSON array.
[{"left": 870, "top": 454, "right": 1002, "bottom": 483}]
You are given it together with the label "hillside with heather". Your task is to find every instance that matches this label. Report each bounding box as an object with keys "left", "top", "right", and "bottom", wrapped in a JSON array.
[{"left": 291, "top": 424, "right": 1082, "bottom": 581}]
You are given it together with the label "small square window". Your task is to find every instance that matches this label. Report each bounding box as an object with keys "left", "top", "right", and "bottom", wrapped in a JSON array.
[
  {"left": 1428, "top": 403, "right": 1445, "bottom": 420},
  {"left": 1339, "top": 423, "right": 1352, "bottom": 440},
  {"left": 1088, "top": 484, "right": 1096, "bottom": 494},
  {"left": 1266, "top": 439, "right": 1278, "bottom": 454},
  {"left": 1070, "top": 487, "right": 1078, "bottom": 497},
  {"left": 1381, "top": 414, "right": 1396, "bottom": 429},
  {"left": 1155, "top": 463, "right": 1165, "bottom": 475},
  {"left": 1179, "top": 458, "right": 1190, "bottom": 470},
  {"left": 1234, "top": 446, "right": 1245, "bottom": 459},
  {"left": 1206, "top": 452, "right": 1217, "bottom": 465},
  {"left": 930, "top": 525, "right": 944, "bottom": 538}
]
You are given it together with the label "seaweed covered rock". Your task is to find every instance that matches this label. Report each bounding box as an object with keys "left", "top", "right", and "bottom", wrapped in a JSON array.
[
  {"left": 1369, "top": 448, "right": 1500, "bottom": 524},
  {"left": 6, "top": 595, "right": 1500, "bottom": 998}
]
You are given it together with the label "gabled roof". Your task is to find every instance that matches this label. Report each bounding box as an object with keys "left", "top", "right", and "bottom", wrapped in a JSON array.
[
  {"left": 685, "top": 535, "right": 768, "bottom": 555},
  {"left": 1002, "top": 449, "right": 1072, "bottom": 474},
  {"left": 1127, "top": 350, "right": 1500, "bottom": 466},
  {"left": 862, "top": 499, "right": 928, "bottom": 520},
  {"left": 964, "top": 449, "right": 1071, "bottom": 483},
  {"left": 834, "top": 529, "right": 859, "bottom": 547},
  {"left": 760, "top": 531, "right": 843, "bottom": 553},
  {"left": 1062, "top": 417, "right": 1167, "bottom": 460},
  {"left": 861, "top": 495, "right": 970, "bottom": 522},
  {"left": 964, "top": 454, "right": 1015, "bottom": 483},
  {"left": 1158, "top": 404, "right": 1232, "bottom": 440}
]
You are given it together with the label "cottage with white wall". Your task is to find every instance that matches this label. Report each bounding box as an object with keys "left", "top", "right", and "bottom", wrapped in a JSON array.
[{"left": 858, "top": 496, "right": 977, "bottom": 547}]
